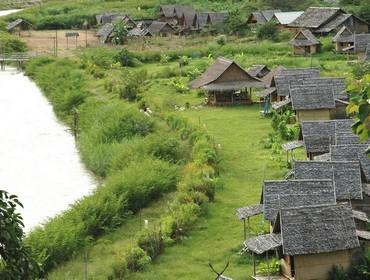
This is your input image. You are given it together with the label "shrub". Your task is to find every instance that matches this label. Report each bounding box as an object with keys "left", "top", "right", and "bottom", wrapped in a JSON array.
[
  {"left": 169, "top": 77, "right": 189, "bottom": 94},
  {"left": 137, "top": 228, "right": 165, "bottom": 259},
  {"left": 121, "top": 70, "right": 148, "bottom": 101},
  {"left": 216, "top": 35, "right": 227, "bottom": 46},
  {"left": 257, "top": 22, "right": 279, "bottom": 41},
  {"left": 114, "top": 48, "right": 136, "bottom": 67},
  {"left": 0, "top": 31, "right": 27, "bottom": 53},
  {"left": 125, "top": 247, "right": 151, "bottom": 272}
]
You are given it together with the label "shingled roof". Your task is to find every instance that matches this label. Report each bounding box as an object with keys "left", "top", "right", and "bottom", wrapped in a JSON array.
[
  {"left": 274, "top": 67, "right": 320, "bottom": 97},
  {"left": 159, "top": 5, "right": 176, "bottom": 18},
  {"left": 278, "top": 204, "right": 359, "bottom": 256},
  {"left": 291, "top": 77, "right": 348, "bottom": 100},
  {"left": 236, "top": 204, "right": 263, "bottom": 220},
  {"left": 244, "top": 233, "right": 282, "bottom": 254},
  {"left": 262, "top": 179, "right": 336, "bottom": 222},
  {"left": 331, "top": 144, "right": 370, "bottom": 182},
  {"left": 294, "top": 161, "right": 363, "bottom": 200},
  {"left": 289, "top": 82, "right": 336, "bottom": 111},
  {"left": 300, "top": 119, "right": 354, "bottom": 154},
  {"left": 189, "top": 57, "right": 265, "bottom": 91},
  {"left": 247, "top": 65, "right": 270, "bottom": 78},
  {"left": 208, "top": 12, "right": 228, "bottom": 26},
  {"left": 332, "top": 26, "right": 354, "bottom": 43},
  {"left": 262, "top": 66, "right": 286, "bottom": 87},
  {"left": 147, "top": 21, "right": 175, "bottom": 34},
  {"left": 354, "top": 33, "right": 370, "bottom": 52},
  {"left": 289, "top": 29, "right": 320, "bottom": 47},
  {"left": 316, "top": 13, "right": 352, "bottom": 33},
  {"left": 289, "top": 7, "right": 344, "bottom": 29}
]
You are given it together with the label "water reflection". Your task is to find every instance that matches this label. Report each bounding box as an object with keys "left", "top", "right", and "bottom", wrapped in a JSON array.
[{"left": 0, "top": 69, "right": 96, "bottom": 231}]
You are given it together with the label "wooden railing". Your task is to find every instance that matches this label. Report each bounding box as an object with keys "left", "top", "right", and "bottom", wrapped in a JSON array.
[{"left": 0, "top": 52, "right": 37, "bottom": 70}]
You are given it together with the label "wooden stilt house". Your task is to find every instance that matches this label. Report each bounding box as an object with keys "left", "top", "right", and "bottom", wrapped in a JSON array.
[
  {"left": 289, "top": 29, "right": 321, "bottom": 55},
  {"left": 189, "top": 58, "right": 265, "bottom": 106}
]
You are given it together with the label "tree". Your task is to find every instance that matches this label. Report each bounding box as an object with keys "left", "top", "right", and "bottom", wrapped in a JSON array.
[
  {"left": 224, "top": 8, "right": 248, "bottom": 35},
  {"left": 0, "top": 190, "right": 40, "bottom": 279},
  {"left": 257, "top": 22, "right": 279, "bottom": 41},
  {"left": 347, "top": 74, "right": 370, "bottom": 154},
  {"left": 111, "top": 21, "right": 128, "bottom": 45},
  {"left": 358, "top": 3, "right": 370, "bottom": 24}
]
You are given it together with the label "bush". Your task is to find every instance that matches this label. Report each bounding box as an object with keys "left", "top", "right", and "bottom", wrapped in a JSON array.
[
  {"left": 257, "top": 22, "right": 279, "bottom": 41},
  {"left": 0, "top": 31, "right": 27, "bottom": 53},
  {"left": 114, "top": 48, "right": 136, "bottom": 67},
  {"left": 137, "top": 229, "right": 165, "bottom": 259},
  {"left": 125, "top": 247, "right": 151, "bottom": 272},
  {"left": 121, "top": 70, "right": 148, "bottom": 101},
  {"left": 216, "top": 35, "right": 227, "bottom": 46}
]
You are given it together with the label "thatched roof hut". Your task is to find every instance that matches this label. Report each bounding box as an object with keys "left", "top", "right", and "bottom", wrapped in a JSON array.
[
  {"left": 96, "top": 23, "right": 114, "bottom": 43},
  {"left": 6, "top": 19, "right": 32, "bottom": 32},
  {"left": 189, "top": 58, "right": 265, "bottom": 106},
  {"left": 261, "top": 179, "right": 335, "bottom": 222},
  {"left": 331, "top": 144, "right": 370, "bottom": 183},
  {"left": 289, "top": 29, "right": 320, "bottom": 55},
  {"left": 294, "top": 161, "right": 363, "bottom": 200},
  {"left": 333, "top": 26, "right": 354, "bottom": 52}
]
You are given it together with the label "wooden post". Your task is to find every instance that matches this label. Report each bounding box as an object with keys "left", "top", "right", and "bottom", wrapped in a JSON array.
[
  {"left": 75, "top": 35, "right": 78, "bottom": 48},
  {"left": 55, "top": 30, "right": 58, "bottom": 57},
  {"left": 66, "top": 36, "right": 69, "bottom": 50},
  {"left": 253, "top": 252, "right": 256, "bottom": 276},
  {"left": 243, "top": 219, "right": 246, "bottom": 240}
]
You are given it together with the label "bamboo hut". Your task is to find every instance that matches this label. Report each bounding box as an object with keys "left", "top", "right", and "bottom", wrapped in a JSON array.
[
  {"left": 289, "top": 29, "right": 321, "bottom": 55},
  {"left": 189, "top": 58, "right": 265, "bottom": 106},
  {"left": 244, "top": 204, "right": 360, "bottom": 280},
  {"left": 332, "top": 26, "right": 354, "bottom": 52},
  {"left": 6, "top": 19, "right": 32, "bottom": 35}
]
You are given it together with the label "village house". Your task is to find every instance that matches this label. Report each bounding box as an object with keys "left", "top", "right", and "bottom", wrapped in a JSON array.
[
  {"left": 289, "top": 80, "right": 337, "bottom": 122},
  {"left": 332, "top": 26, "right": 354, "bottom": 52},
  {"left": 247, "top": 9, "right": 281, "bottom": 25},
  {"left": 189, "top": 57, "right": 265, "bottom": 106},
  {"left": 158, "top": 5, "right": 195, "bottom": 27},
  {"left": 288, "top": 7, "right": 369, "bottom": 35},
  {"left": 289, "top": 29, "right": 321, "bottom": 55},
  {"left": 6, "top": 19, "right": 32, "bottom": 35},
  {"left": 95, "top": 12, "right": 136, "bottom": 28},
  {"left": 96, "top": 23, "right": 114, "bottom": 43},
  {"left": 147, "top": 21, "right": 176, "bottom": 36},
  {"left": 244, "top": 203, "right": 361, "bottom": 280}
]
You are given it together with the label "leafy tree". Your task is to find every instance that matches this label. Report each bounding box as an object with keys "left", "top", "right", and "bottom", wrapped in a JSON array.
[
  {"left": 0, "top": 190, "right": 40, "bottom": 279},
  {"left": 347, "top": 74, "right": 370, "bottom": 154},
  {"left": 111, "top": 21, "right": 128, "bottom": 45},
  {"left": 114, "top": 48, "right": 136, "bottom": 67},
  {"left": 358, "top": 3, "right": 370, "bottom": 24},
  {"left": 257, "top": 22, "right": 279, "bottom": 41},
  {"left": 224, "top": 8, "right": 248, "bottom": 35}
]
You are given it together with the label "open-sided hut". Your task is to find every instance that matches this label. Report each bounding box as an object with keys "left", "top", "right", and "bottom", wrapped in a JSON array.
[
  {"left": 289, "top": 81, "right": 336, "bottom": 121},
  {"left": 332, "top": 26, "right": 354, "bottom": 52},
  {"left": 261, "top": 179, "right": 335, "bottom": 223},
  {"left": 147, "top": 21, "right": 176, "bottom": 36},
  {"left": 189, "top": 58, "right": 265, "bottom": 106},
  {"left": 245, "top": 204, "right": 360, "bottom": 280},
  {"left": 247, "top": 9, "right": 281, "bottom": 25},
  {"left": 6, "top": 19, "right": 32, "bottom": 34},
  {"left": 288, "top": 7, "right": 369, "bottom": 35},
  {"left": 293, "top": 161, "right": 363, "bottom": 201},
  {"left": 289, "top": 29, "right": 320, "bottom": 55}
]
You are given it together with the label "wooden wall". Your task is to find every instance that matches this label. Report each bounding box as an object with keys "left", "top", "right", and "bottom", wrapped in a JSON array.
[
  {"left": 293, "top": 45, "right": 318, "bottom": 55},
  {"left": 296, "top": 109, "right": 331, "bottom": 122},
  {"left": 294, "top": 250, "right": 353, "bottom": 280}
]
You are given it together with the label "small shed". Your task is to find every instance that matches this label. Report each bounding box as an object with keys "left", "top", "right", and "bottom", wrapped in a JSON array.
[
  {"left": 147, "top": 21, "right": 176, "bottom": 36},
  {"left": 65, "top": 32, "right": 79, "bottom": 49},
  {"left": 332, "top": 26, "right": 354, "bottom": 52},
  {"left": 289, "top": 29, "right": 320, "bottom": 56},
  {"left": 189, "top": 57, "right": 265, "bottom": 106},
  {"left": 289, "top": 81, "right": 336, "bottom": 122},
  {"left": 6, "top": 19, "right": 32, "bottom": 34}
]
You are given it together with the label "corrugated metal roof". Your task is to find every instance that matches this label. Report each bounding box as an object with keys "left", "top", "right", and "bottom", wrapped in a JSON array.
[{"left": 273, "top": 11, "right": 303, "bottom": 25}]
